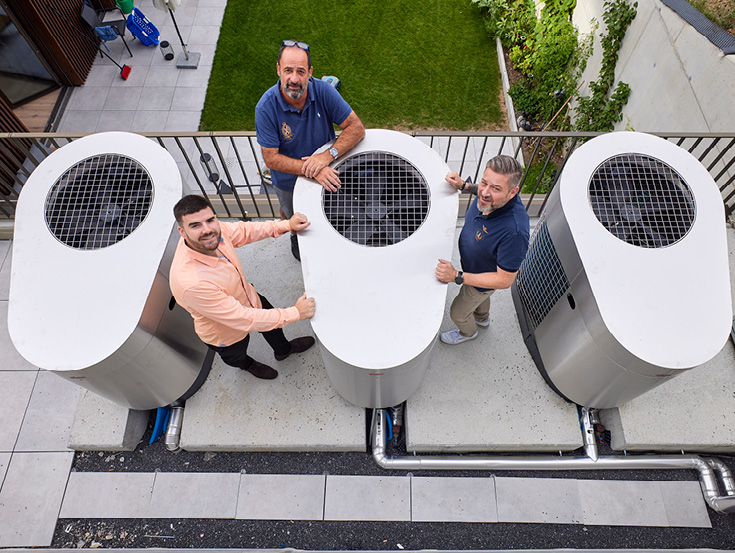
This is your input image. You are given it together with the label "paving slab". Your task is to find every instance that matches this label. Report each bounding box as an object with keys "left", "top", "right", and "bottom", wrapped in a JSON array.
[
  {"left": 496, "top": 477, "right": 583, "bottom": 524},
  {"left": 411, "top": 476, "right": 498, "bottom": 522},
  {"left": 0, "top": 452, "right": 73, "bottom": 547},
  {"left": 149, "top": 472, "right": 240, "bottom": 518},
  {"left": 180, "top": 234, "right": 365, "bottom": 451},
  {"left": 14, "top": 370, "right": 81, "bottom": 452},
  {"left": 0, "top": 242, "right": 10, "bottom": 301},
  {"left": 578, "top": 480, "right": 669, "bottom": 527},
  {"left": 236, "top": 474, "right": 326, "bottom": 520},
  {"left": 0, "top": 371, "right": 36, "bottom": 452},
  {"left": 599, "top": 228, "right": 735, "bottom": 453},
  {"left": 68, "top": 391, "right": 149, "bottom": 451},
  {"left": 407, "top": 224, "right": 582, "bottom": 453},
  {"left": 0, "top": 453, "right": 9, "bottom": 483},
  {"left": 324, "top": 475, "right": 411, "bottom": 521},
  {"left": 59, "top": 472, "right": 155, "bottom": 519},
  {"left": 659, "top": 480, "right": 712, "bottom": 528},
  {"left": 0, "top": 301, "right": 38, "bottom": 371}
]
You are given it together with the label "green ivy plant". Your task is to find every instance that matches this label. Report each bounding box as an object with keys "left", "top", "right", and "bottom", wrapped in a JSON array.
[{"left": 574, "top": 0, "right": 638, "bottom": 132}]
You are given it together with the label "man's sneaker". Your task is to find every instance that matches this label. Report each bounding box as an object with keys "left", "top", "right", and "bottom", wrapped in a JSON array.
[
  {"left": 242, "top": 361, "right": 278, "bottom": 379},
  {"left": 475, "top": 319, "right": 490, "bottom": 328},
  {"left": 440, "top": 329, "right": 478, "bottom": 345},
  {"left": 290, "top": 234, "right": 301, "bottom": 261},
  {"left": 275, "top": 336, "right": 315, "bottom": 361}
]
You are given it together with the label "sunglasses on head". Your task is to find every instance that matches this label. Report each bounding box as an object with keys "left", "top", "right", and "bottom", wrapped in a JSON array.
[{"left": 282, "top": 40, "right": 310, "bottom": 51}]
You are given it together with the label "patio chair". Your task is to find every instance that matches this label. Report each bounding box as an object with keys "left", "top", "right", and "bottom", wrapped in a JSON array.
[{"left": 80, "top": 1, "right": 133, "bottom": 58}]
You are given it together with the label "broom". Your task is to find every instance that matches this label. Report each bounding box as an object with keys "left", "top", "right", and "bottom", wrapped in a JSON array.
[
  {"left": 92, "top": 42, "right": 132, "bottom": 80},
  {"left": 49, "top": 4, "right": 132, "bottom": 79}
]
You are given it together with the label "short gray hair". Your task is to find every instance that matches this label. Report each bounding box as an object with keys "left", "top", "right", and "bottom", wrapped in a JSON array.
[{"left": 486, "top": 155, "right": 522, "bottom": 189}]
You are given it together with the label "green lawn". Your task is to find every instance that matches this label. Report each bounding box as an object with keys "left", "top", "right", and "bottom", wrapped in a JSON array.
[{"left": 199, "top": 0, "right": 503, "bottom": 131}]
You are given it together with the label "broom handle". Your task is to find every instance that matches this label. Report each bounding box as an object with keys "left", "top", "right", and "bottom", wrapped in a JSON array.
[{"left": 168, "top": 7, "right": 190, "bottom": 60}]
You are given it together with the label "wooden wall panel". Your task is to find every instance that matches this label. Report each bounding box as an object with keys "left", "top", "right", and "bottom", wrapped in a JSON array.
[
  {"left": 0, "top": 96, "right": 31, "bottom": 216},
  {"left": 4, "top": 0, "right": 99, "bottom": 86}
]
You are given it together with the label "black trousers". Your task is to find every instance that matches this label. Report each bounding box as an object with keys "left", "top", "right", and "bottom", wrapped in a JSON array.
[{"left": 208, "top": 294, "right": 290, "bottom": 370}]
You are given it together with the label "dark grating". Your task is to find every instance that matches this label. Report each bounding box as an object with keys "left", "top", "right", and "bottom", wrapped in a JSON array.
[
  {"left": 323, "top": 152, "right": 430, "bottom": 247},
  {"left": 45, "top": 154, "right": 154, "bottom": 250},
  {"left": 589, "top": 153, "right": 696, "bottom": 248},
  {"left": 516, "top": 220, "right": 570, "bottom": 330}
]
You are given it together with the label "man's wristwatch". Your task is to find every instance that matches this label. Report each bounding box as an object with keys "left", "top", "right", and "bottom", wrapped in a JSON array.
[
  {"left": 328, "top": 147, "right": 338, "bottom": 160},
  {"left": 454, "top": 271, "right": 464, "bottom": 285}
]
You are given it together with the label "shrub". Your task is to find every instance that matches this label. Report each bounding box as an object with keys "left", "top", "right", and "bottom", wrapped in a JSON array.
[{"left": 470, "top": 0, "right": 536, "bottom": 49}]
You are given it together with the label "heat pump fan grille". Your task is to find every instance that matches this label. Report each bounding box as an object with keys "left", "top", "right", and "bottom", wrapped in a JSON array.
[
  {"left": 44, "top": 154, "right": 153, "bottom": 250},
  {"left": 323, "top": 152, "right": 430, "bottom": 247},
  {"left": 516, "top": 220, "right": 570, "bottom": 329},
  {"left": 589, "top": 154, "right": 695, "bottom": 248}
]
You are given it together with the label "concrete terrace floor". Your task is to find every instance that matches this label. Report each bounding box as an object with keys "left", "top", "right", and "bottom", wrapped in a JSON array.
[
  {"left": 2, "top": 0, "right": 735, "bottom": 549},
  {"left": 1, "top": 226, "right": 735, "bottom": 549}
]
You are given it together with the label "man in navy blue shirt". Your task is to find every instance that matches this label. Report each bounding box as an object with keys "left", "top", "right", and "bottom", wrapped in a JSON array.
[
  {"left": 255, "top": 40, "right": 365, "bottom": 259},
  {"left": 435, "top": 156, "right": 530, "bottom": 345}
]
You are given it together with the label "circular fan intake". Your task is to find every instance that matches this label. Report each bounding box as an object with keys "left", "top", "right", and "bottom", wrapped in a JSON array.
[
  {"left": 323, "top": 152, "right": 430, "bottom": 247},
  {"left": 44, "top": 154, "right": 154, "bottom": 250},
  {"left": 588, "top": 153, "right": 696, "bottom": 248}
]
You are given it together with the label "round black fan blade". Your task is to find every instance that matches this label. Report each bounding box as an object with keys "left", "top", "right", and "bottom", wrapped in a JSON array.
[
  {"left": 344, "top": 220, "right": 378, "bottom": 245},
  {"left": 638, "top": 194, "right": 677, "bottom": 215},
  {"left": 85, "top": 221, "right": 120, "bottom": 249},
  {"left": 640, "top": 224, "right": 666, "bottom": 248},
  {"left": 389, "top": 196, "right": 426, "bottom": 211},
  {"left": 325, "top": 203, "right": 364, "bottom": 218},
  {"left": 324, "top": 192, "right": 364, "bottom": 218},
  {"left": 122, "top": 188, "right": 152, "bottom": 206},
  {"left": 359, "top": 175, "right": 388, "bottom": 203},
  {"left": 606, "top": 222, "right": 631, "bottom": 242},
  {"left": 382, "top": 221, "right": 408, "bottom": 244},
  {"left": 121, "top": 216, "right": 142, "bottom": 233},
  {"left": 589, "top": 197, "right": 620, "bottom": 225}
]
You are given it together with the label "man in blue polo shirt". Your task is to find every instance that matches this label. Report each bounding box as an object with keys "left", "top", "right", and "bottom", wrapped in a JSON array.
[
  {"left": 435, "top": 155, "right": 530, "bottom": 345},
  {"left": 255, "top": 39, "right": 365, "bottom": 260}
]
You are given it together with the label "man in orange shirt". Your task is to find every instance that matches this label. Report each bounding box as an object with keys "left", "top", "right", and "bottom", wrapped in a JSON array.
[{"left": 170, "top": 195, "right": 316, "bottom": 380}]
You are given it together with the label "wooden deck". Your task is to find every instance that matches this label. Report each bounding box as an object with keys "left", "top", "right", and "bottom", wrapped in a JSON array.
[{"left": 13, "top": 88, "right": 61, "bottom": 132}]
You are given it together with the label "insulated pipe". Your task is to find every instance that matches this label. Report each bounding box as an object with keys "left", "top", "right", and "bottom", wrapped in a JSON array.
[
  {"left": 580, "top": 406, "right": 598, "bottom": 462},
  {"left": 709, "top": 457, "right": 735, "bottom": 496},
  {"left": 164, "top": 406, "right": 184, "bottom": 452},
  {"left": 371, "top": 408, "right": 735, "bottom": 514}
]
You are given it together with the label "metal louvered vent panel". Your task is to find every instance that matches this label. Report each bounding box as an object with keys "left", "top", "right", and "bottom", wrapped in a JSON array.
[
  {"left": 589, "top": 153, "right": 696, "bottom": 248},
  {"left": 516, "top": 220, "right": 570, "bottom": 329},
  {"left": 44, "top": 154, "right": 154, "bottom": 250},
  {"left": 323, "top": 152, "right": 430, "bottom": 247}
]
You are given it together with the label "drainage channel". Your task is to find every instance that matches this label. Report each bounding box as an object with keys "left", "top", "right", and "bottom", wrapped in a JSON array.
[{"left": 370, "top": 406, "right": 735, "bottom": 514}]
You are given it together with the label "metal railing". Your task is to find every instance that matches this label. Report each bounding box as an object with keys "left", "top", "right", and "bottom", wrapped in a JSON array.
[{"left": 2, "top": 131, "right": 734, "bottom": 220}]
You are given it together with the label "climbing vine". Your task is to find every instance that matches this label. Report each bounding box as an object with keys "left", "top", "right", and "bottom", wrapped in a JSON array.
[{"left": 574, "top": 0, "right": 638, "bottom": 132}]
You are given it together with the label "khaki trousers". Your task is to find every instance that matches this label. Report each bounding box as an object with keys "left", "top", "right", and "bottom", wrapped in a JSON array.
[{"left": 450, "top": 284, "right": 496, "bottom": 337}]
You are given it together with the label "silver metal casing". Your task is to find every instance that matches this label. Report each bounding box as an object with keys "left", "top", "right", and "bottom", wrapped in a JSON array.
[
  {"left": 294, "top": 130, "right": 458, "bottom": 408},
  {"left": 513, "top": 132, "right": 732, "bottom": 408},
  {"left": 8, "top": 132, "right": 211, "bottom": 410}
]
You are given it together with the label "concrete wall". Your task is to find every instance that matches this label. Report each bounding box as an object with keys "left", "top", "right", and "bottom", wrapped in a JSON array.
[{"left": 573, "top": 0, "right": 735, "bottom": 133}]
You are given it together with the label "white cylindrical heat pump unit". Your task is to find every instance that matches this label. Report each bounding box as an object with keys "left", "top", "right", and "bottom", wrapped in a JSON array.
[
  {"left": 294, "top": 129, "right": 458, "bottom": 408},
  {"left": 512, "top": 131, "right": 732, "bottom": 408},
  {"left": 8, "top": 132, "right": 212, "bottom": 410}
]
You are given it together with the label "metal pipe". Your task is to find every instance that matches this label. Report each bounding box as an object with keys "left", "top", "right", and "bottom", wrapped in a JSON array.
[
  {"left": 164, "top": 406, "right": 184, "bottom": 452},
  {"left": 371, "top": 408, "right": 735, "bottom": 513},
  {"left": 580, "top": 406, "right": 598, "bottom": 462}
]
